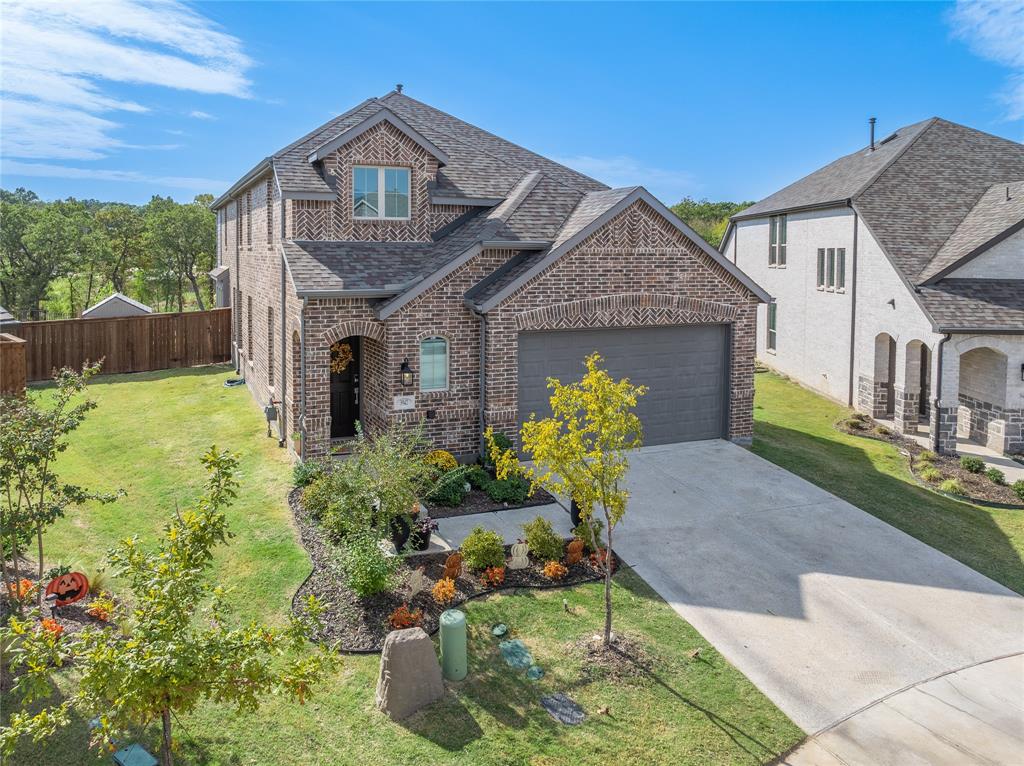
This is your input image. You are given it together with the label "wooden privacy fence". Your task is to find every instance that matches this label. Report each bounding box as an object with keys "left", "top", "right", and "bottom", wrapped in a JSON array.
[
  {"left": 1, "top": 333, "right": 27, "bottom": 394},
  {"left": 12, "top": 308, "right": 232, "bottom": 382}
]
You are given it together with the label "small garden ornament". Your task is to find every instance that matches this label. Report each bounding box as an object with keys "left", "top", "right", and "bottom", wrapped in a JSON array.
[
  {"left": 443, "top": 551, "right": 463, "bottom": 580},
  {"left": 565, "top": 539, "right": 584, "bottom": 566},
  {"left": 375, "top": 627, "right": 444, "bottom": 720},
  {"left": 508, "top": 540, "right": 530, "bottom": 570},
  {"left": 406, "top": 566, "right": 429, "bottom": 599}
]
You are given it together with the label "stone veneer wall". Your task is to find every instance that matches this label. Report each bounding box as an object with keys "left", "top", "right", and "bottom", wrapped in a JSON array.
[{"left": 958, "top": 393, "right": 1023, "bottom": 453}]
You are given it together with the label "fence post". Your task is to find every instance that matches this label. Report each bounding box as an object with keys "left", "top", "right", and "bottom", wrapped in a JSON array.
[{"left": 0, "top": 333, "right": 28, "bottom": 395}]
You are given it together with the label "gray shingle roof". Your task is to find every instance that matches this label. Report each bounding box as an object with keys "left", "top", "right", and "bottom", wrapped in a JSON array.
[
  {"left": 855, "top": 120, "right": 1024, "bottom": 282},
  {"left": 464, "top": 250, "right": 548, "bottom": 307},
  {"left": 550, "top": 187, "right": 637, "bottom": 249},
  {"left": 266, "top": 92, "right": 606, "bottom": 202},
  {"left": 916, "top": 279, "right": 1024, "bottom": 332},
  {"left": 734, "top": 119, "right": 935, "bottom": 220},
  {"left": 919, "top": 181, "right": 1024, "bottom": 283}
]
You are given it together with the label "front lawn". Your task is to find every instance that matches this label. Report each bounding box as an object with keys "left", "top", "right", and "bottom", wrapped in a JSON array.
[
  {"left": 753, "top": 371, "right": 1024, "bottom": 595},
  {"left": 4, "top": 365, "right": 801, "bottom": 765}
]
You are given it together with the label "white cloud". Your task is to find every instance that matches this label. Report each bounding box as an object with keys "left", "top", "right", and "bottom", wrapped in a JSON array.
[
  {"left": 189, "top": 110, "right": 216, "bottom": 120},
  {"left": 0, "top": 0, "right": 252, "bottom": 160},
  {"left": 948, "top": 0, "right": 1024, "bottom": 120},
  {"left": 554, "top": 154, "right": 698, "bottom": 203},
  {"left": 2, "top": 160, "right": 228, "bottom": 192}
]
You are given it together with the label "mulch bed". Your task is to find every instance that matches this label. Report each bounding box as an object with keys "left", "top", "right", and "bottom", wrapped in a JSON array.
[
  {"left": 426, "top": 485, "right": 556, "bottom": 519},
  {"left": 836, "top": 416, "right": 1023, "bottom": 507},
  {"left": 289, "top": 489, "right": 611, "bottom": 653}
]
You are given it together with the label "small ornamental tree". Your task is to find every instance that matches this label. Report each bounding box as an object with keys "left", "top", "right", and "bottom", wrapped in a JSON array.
[
  {"left": 0, "top": 448, "right": 337, "bottom": 766},
  {"left": 488, "top": 353, "right": 646, "bottom": 648},
  {"left": 0, "top": 362, "right": 117, "bottom": 611}
]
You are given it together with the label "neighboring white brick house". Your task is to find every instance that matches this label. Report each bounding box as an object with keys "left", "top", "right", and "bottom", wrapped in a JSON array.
[{"left": 723, "top": 118, "right": 1024, "bottom": 455}]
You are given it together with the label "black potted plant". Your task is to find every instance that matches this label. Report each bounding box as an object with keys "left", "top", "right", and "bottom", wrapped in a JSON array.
[
  {"left": 408, "top": 515, "right": 439, "bottom": 552},
  {"left": 389, "top": 502, "right": 420, "bottom": 550}
]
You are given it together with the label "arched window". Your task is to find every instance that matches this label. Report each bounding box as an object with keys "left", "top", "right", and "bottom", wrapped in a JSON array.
[{"left": 420, "top": 337, "right": 448, "bottom": 391}]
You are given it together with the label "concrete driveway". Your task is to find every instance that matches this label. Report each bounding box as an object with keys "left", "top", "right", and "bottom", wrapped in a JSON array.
[{"left": 616, "top": 440, "right": 1024, "bottom": 763}]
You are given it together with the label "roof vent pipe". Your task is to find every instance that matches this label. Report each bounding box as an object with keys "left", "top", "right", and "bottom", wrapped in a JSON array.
[
  {"left": 869, "top": 117, "right": 876, "bottom": 151},
  {"left": 396, "top": 83, "right": 403, "bottom": 94}
]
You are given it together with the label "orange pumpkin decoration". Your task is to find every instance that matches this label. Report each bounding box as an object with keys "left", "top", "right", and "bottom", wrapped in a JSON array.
[
  {"left": 565, "top": 539, "right": 584, "bottom": 566},
  {"left": 45, "top": 571, "right": 89, "bottom": 607},
  {"left": 443, "top": 552, "right": 463, "bottom": 581}
]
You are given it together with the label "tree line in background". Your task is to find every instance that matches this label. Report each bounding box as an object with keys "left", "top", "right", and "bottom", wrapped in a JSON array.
[
  {"left": 670, "top": 197, "right": 752, "bottom": 248},
  {"left": 0, "top": 188, "right": 743, "bottom": 320},
  {"left": 0, "top": 188, "right": 216, "bottom": 320}
]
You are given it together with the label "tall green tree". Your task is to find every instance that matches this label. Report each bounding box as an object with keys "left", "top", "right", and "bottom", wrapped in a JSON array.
[
  {"left": 95, "top": 203, "right": 147, "bottom": 296},
  {"left": 146, "top": 195, "right": 216, "bottom": 311}
]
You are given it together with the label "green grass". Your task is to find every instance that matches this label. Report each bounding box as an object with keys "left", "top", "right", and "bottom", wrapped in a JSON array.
[
  {"left": 753, "top": 372, "right": 1024, "bottom": 594},
  {"left": 5, "top": 365, "right": 801, "bottom": 765}
]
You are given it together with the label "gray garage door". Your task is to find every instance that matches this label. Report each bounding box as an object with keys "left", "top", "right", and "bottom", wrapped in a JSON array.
[{"left": 517, "top": 325, "right": 729, "bottom": 446}]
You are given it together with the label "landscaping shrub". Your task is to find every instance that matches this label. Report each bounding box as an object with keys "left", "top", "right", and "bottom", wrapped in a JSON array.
[
  {"left": 939, "top": 478, "right": 964, "bottom": 495},
  {"left": 339, "top": 533, "right": 402, "bottom": 598},
  {"left": 959, "top": 455, "right": 985, "bottom": 474},
  {"left": 427, "top": 470, "right": 468, "bottom": 507},
  {"left": 523, "top": 516, "right": 564, "bottom": 562},
  {"left": 86, "top": 593, "right": 115, "bottom": 621},
  {"left": 388, "top": 604, "right": 424, "bottom": 630},
  {"left": 302, "top": 473, "right": 342, "bottom": 522},
  {"left": 917, "top": 450, "right": 937, "bottom": 462},
  {"left": 480, "top": 566, "right": 506, "bottom": 587},
  {"left": 460, "top": 526, "right": 505, "bottom": 571},
  {"left": 466, "top": 464, "right": 491, "bottom": 490},
  {"left": 874, "top": 425, "right": 891, "bottom": 436},
  {"left": 482, "top": 430, "right": 513, "bottom": 467},
  {"left": 985, "top": 467, "right": 1007, "bottom": 486},
  {"left": 432, "top": 577, "right": 456, "bottom": 606},
  {"left": 1013, "top": 480, "right": 1024, "bottom": 503},
  {"left": 486, "top": 475, "right": 530, "bottom": 504},
  {"left": 844, "top": 418, "right": 865, "bottom": 430},
  {"left": 542, "top": 561, "right": 568, "bottom": 581},
  {"left": 425, "top": 449, "right": 458, "bottom": 473},
  {"left": 573, "top": 517, "right": 604, "bottom": 551},
  {"left": 919, "top": 467, "right": 943, "bottom": 483},
  {"left": 293, "top": 458, "right": 328, "bottom": 488},
  {"left": 849, "top": 412, "right": 868, "bottom": 422}
]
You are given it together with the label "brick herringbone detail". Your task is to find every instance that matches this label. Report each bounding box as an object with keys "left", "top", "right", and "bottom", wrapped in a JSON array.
[
  {"left": 325, "top": 122, "right": 439, "bottom": 242},
  {"left": 515, "top": 293, "right": 738, "bottom": 331},
  {"left": 293, "top": 200, "right": 334, "bottom": 240},
  {"left": 322, "top": 319, "right": 386, "bottom": 346}
]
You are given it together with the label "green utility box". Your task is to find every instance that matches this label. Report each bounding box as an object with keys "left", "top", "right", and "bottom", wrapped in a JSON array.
[{"left": 439, "top": 608, "right": 467, "bottom": 681}]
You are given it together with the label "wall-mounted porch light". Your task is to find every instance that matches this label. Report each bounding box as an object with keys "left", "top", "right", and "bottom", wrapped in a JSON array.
[{"left": 400, "top": 359, "right": 414, "bottom": 387}]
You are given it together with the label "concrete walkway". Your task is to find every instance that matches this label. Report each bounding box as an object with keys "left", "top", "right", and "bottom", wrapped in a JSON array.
[
  {"left": 425, "top": 502, "right": 572, "bottom": 553},
  {"left": 613, "top": 441, "right": 1024, "bottom": 763},
  {"left": 886, "top": 421, "right": 1024, "bottom": 484}
]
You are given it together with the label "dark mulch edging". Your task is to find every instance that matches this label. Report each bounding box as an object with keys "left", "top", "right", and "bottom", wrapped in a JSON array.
[
  {"left": 836, "top": 417, "right": 1024, "bottom": 508},
  {"left": 427, "top": 485, "right": 556, "bottom": 519},
  {"left": 288, "top": 488, "right": 612, "bottom": 653}
]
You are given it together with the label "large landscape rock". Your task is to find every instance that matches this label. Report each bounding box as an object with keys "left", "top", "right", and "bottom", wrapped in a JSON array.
[{"left": 375, "top": 627, "right": 444, "bottom": 720}]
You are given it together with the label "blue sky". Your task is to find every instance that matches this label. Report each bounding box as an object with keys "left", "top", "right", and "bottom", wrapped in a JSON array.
[{"left": 1, "top": 1, "right": 1021, "bottom": 206}]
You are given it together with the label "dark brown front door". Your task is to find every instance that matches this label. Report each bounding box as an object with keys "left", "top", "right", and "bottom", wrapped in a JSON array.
[{"left": 330, "top": 337, "right": 361, "bottom": 438}]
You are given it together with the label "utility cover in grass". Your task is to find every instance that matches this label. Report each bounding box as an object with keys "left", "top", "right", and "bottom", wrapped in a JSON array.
[
  {"left": 498, "top": 639, "right": 533, "bottom": 669},
  {"left": 541, "top": 693, "right": 585, "bottom": 725},
  {"left": 526, "top": 665, "right": 544, "bottom": 680}
]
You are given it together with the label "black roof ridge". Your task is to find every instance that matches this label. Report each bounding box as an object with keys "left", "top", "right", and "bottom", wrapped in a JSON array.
[{"left": 850, "top": 117, "right": 939, "bottom": 204}]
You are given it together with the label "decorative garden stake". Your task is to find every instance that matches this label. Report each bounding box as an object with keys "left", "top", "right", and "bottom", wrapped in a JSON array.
[
  {"left": 406, "top": 567, "right": 429, "bottom": 599},
  {"left": 508, "top": 540, "right": 529, "bottom": 570},
  {"left": 442, "top": 551, "right": 463, "bottom": 580},
  {"left": 44, "top": 571, "right": 89, "bottom": 607},
  {"left": 439, "top": 609, "right": 468, "bottom": 681}
]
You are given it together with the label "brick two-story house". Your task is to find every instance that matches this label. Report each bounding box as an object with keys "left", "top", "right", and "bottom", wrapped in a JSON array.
[
  {"left": 211, "top": 89, "right": 768, "bottom": 460},
  {"left": 722, "top": 118, "right": 1023, "bottom": 455}
]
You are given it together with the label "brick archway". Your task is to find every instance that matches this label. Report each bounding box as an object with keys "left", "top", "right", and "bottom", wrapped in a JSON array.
[{"left": 321, "top": 319, "right": 385, "bottom": 346}]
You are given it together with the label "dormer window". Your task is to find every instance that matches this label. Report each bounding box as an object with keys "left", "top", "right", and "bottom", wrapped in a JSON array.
[{"left": 353, "top": 166, "right": 410, "bottom": 220}]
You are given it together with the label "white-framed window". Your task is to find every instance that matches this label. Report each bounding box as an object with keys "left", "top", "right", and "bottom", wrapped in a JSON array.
[
  {"left": 836, "top": 247, "right": 846, "bottom": 290},
  {"left": 826, "top": 247, "right": 836, "bottom": 290},
  {"left": 769, "top": 214, "right": 787, "bottom": 266},
  {"left": 767, "top": 301, "right": 777, "bottom": 352},
  {"left": 419, "top": 337, "right": 448, "bottom": 391},
  {"left": 353, "top": 166, "right": 410, "bottom": 220},
  {"left": 816, "top": 248, "right": 826, "bottom": 288}
]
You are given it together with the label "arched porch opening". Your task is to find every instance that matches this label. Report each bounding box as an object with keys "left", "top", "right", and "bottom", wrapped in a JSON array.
[
  {"left": 871, "top": 332, "right": 896, "bottom": 419},
  {"left": 956, "top": 346, "right": 1009, "bottom": 453}
]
